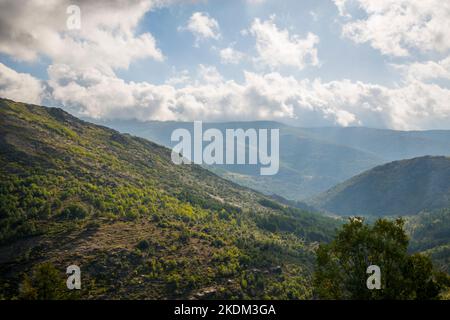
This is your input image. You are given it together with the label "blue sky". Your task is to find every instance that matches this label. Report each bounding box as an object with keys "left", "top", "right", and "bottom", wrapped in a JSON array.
[
  {"left": 118, "top": 0, "right": 398, "bottom": 85},
  {"left": 1, "top": 0, "right": 450, "bottom": 130}
]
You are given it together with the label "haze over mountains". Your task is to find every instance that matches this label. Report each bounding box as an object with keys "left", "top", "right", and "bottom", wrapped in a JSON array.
[{"left": 88, "top": 119, "right": 450, "bottom": 201}]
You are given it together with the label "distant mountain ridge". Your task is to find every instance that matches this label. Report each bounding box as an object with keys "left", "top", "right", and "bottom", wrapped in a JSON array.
[
  {"left": 300, "top": 127, "right": 450, "bottom": 161},
  {"left": 311, "top": 156, "right": 450, "bottom": 216},
  {"left": 88, "top": 119, "right": 450, "bottom": 200}
]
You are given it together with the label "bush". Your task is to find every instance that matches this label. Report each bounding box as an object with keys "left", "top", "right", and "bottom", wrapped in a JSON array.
[
  {"left": 18, "top": 262, "right": 68, "bottom": 300},
  {"left": 136, "top": 239, "right": 150, "bottom": 251},
  {"left": 59, "top": 204, "right": 87, "bottom": 220}
]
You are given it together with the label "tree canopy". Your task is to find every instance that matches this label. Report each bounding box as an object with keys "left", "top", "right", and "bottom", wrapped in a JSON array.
[{"left": 314, "top": 218, "right": 449, "bottom": 299}]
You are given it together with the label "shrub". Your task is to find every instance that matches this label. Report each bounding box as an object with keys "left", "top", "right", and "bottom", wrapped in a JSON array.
[
  {"left": 59, "top": 204, "right": 87, "bottom": 220},
  {"left": 136, "top": 239, "right": 150, "bottom": 251},
  {"left": 18, "top": 262, "right": 68, "bottom": 300}
]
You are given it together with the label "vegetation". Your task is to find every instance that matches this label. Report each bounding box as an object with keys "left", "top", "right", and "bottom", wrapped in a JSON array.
[
  {"left": 406, "top": 208, "right": 450, "bottom": 273},
  {"left": 18, "top": 262, "right": 77, "bottom": 300},
  {"left": 94, "top": 119, "right": 450, "bottom": 202},
  {"left": 312, "top": 156, "right": 450, "bottom": 216},
  {"left": 1, "top": 98, "right": 447, "bottom": 300},
  {"left": 0, "top": 98, "right": 339, "bottom": 299},
  {"left": 314, "top": 218, "right": 449, "bottom": 299}
]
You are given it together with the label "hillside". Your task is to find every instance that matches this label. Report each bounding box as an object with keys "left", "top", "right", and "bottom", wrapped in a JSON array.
[
  {"left": 0, "top": 98, "right": 339, "bottom": 299},
  {"left": 90, "top": 119, "right": 450, "bottom": 201},
  {"left": 312, "top": 156, "right": 450, "bottom": 217},
  {"left": 89, "top": 119, "right": 383, "bottom": 200},
  {"left": 406, "top": 208, "right": 450, "bottom": 273}
]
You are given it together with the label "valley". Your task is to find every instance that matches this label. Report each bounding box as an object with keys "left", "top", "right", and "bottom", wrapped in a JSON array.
[
  {"left": 0, "top": 98, "right": 338, "bottom": 299},
  {"left": 0, "top": 98, "right": 448, "bottom": 300},
  {"left": 89, "top": 119, "right": 450, "bottom": 201}
]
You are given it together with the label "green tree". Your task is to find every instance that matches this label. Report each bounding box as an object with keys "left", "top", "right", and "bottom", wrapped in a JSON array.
[
  {"left": 19, "top": 262, "right": 68, "bottom": 300},
  {"left": 314, "top": 218, "right": 445, "bottom": 299}
]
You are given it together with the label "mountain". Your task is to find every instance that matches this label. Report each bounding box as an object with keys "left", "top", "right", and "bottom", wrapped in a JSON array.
[
  {"left": 311, "top": 156, "right": 450, "bottom": 217},
  {"left": 88, "top": 119, "right": 384, "bottom": 200},
  {"left": 0, "top": 98, "right": 339, "bottom": 299},
  {"left": 299, "top": 127, "right": 450, "bottom": 161},
  {"left": 88, "top": 119, "right": 450, "bottom": 201}
]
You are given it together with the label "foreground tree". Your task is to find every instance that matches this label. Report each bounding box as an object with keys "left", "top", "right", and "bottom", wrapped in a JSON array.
[
  {"left": 314, "top": 218, "right": 448, "bottom": 299},
  {"left": 19, "top": 262, "right": 69, "bottom": 300}
]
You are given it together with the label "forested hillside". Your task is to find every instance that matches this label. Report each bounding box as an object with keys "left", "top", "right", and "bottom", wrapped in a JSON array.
[
  {"left": 90, "top": 119, "right": 450, "bottom": 201},
  {"left": 406, "top": 208, "right": 450, "bottom": 273},
  {"left": 312, "top": 156, "right": 450, "bottom": 216},
  {"left": 0, "top": 98, "right": 338, "bottom": 299}
]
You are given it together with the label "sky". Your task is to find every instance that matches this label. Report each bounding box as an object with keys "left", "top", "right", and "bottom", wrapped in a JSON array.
[{"left": 1, "top": 0, "right": 450, "bottom": 130}]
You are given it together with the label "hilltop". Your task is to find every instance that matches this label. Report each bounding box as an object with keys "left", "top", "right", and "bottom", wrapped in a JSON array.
[{"left": 312, "top": 156, "right": 450, "bottom": 217}]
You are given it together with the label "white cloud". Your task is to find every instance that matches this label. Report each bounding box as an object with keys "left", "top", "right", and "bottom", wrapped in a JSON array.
[
  {"left": 0, "top": 0, "right": 164, "bottom": 75},
  {"left": 248, "top": 17, "right": 320, "bottom": 70},
  {"left": 43, "top": 62, "right": 450, "bottom": 130},
  {"left": 197, "top": 65, "right": 224, "bottom": 84},
  {"left": 2, "top": 0, "right": 450, "bottom": 131},
  {"left": 333, "top": 0, "right": 351, "bottom": 17},
  {"left": 0, "top": 63, "right": 44, "bottom": 104},
  {"left": 335, "top": 0, "right": 450, "bottom": 57},
  {"left": 166, "top": 69, "right": 191, "bottom": 86},
  {"left": 182, "top": 12, "right": 220, "bottom": 45},
  {"left": 219, "top": 47, "right": 244, "bottom": 64},
  {"left": 47, "top": 63, "right": 177, "bottom": 120},
  {"left": 392, "top": 56, "right": 450, "bottom": 82}
]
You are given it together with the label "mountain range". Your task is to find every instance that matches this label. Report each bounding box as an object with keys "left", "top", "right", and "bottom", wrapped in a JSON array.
[
  {"left": 1, "top": 98, "right": 449, "bottom": 299},
  {"left": 89, "top": 119, "right": 450, "bottom": 201},
  {"left": 0, "top": 98, "right": 338, "bottom": 299}
]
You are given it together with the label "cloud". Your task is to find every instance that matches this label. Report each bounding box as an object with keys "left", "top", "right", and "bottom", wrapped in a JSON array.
[
  {"left": 333, "top": 0, "right": 351, "bottom": 17},
  {"left": 181, "top": 12, "right": 220, "bottom": 45},
  {"left": 335, "top": 0, "right": 450, "bottom": 57},
  {"left": 392, "top": 56, "right": 450, "bottom": 82},
  {"left": 248, "top": 17, "right": 320, "bottom": 70},
  {"left": 0, "top": 63, "right": 44, "bottom": 104},
  {"left": 197, "top": 65, "right": 224, "bottom": 84},
  {"left": 166, "top": 69, "right": 191, "bottom": 86},
  {"left": 2, "top": 0, "right": 450, "bottom": 131},
  {"left": 47, "top": 63, "right": 177, "bottom": 120},
  {"left": 219, "top": 47, "right": 244, "bottom": 64},
  {"left": 42, "top": 62, "right": 450, "bottom": 130},
  {"left": 0, "top": 0, "right": 164, "bottom": 75}
]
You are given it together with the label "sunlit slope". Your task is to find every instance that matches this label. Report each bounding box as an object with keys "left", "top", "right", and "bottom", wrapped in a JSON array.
[{"left": 0, "top": 98, "right": 338, "bottom": 299}]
